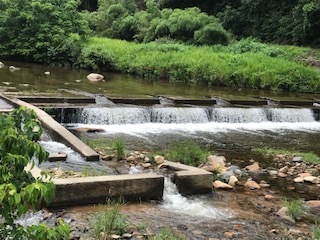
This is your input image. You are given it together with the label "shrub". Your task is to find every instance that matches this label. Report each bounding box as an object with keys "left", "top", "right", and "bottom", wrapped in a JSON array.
[
  {"left": 194, "top": 23, "right": 230, "bottom": 45},
  {"left": 0, "top": 107, "right": 69, "bottom": 239},
  {"left": 164, "top": 140, "right": 208, "bottom": 166}
]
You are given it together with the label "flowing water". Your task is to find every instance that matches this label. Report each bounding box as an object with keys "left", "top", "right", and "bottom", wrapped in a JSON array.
[{"left": 2, "top": 61, "right": 320, "bottom": 237}]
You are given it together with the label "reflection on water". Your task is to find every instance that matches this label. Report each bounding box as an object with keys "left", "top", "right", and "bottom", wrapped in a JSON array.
[{"left": 1, "top": 60, "right": 320, "bottom": 101}]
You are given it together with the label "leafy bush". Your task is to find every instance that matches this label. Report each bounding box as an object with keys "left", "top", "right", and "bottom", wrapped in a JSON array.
[
  {"left": 194, "top": 23, "right": 230, "bottom": 45},
  {"left": 91, "top": 199, "right": 128, "bottom": 239},
  {"left": 0, "top": 0, "right": 89, "bottom": 63},
  {"left": 0, "top": 107, "right": 69, "bottom": 239},
  {"left": 164, "top": 140, "right": 208, "bottom": 166},
  {"left": 282, "top": 199, "right": 308, "bottom": 220}
]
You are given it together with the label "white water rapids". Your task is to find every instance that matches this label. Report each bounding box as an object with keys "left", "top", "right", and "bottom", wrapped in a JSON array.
[{"left": 161, "top": 177, "right": 233, "bottom": 220}]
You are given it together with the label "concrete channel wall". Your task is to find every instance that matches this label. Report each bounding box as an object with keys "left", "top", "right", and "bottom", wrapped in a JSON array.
[
  {"left": 0, "top": 95, "right": 99, "bottom": 161},
  {"left": 27, "top": 161, "right": 212, "bottom": 206}
]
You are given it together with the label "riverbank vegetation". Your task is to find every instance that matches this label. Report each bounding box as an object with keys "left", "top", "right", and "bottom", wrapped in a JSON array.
[
  {"left": 252, "top": 148, "right": 320, "bottom": 164},
  {"left": 76, "top": 37, "right": 320, "bottom": 93},
  {"left": 0, "top": 0, "right": 320, "bottom": 93}
]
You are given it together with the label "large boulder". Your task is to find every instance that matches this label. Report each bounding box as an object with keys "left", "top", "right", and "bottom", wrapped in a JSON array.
[{"left": 87, "top": 73, "right": 104, "bottom": 81}]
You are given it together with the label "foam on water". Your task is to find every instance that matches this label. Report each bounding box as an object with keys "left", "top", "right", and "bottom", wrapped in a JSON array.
[
  {"left": 161, "top": 177, "right": 233, "bottom": 219},
  {"left": 70, "top": 121, "right": 320, "bottom": 138},
  {"left": 39, "top": 141, "right": 84, "bottom": 162}
]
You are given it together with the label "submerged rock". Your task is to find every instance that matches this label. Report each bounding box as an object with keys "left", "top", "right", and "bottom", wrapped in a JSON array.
[
  {"left": 87, "top": 73, "right": 104, "bottom": 81},
  {"left": 212, "top": 180, "right": 233, "bottom": 189}
]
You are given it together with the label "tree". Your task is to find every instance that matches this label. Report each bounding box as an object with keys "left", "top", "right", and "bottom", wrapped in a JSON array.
[
  {"left": 0, "top": 107, "right": 69, "bottom": 239},
  {"left": 0, "top": 0, "right": 90, "bottom": 64}
]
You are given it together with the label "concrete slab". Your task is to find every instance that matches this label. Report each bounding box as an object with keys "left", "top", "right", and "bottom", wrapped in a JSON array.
[
  {"left": 26, "top": 164, "right": 164, "bottom": 206},
  {"left": 16, "top": 96, "right": 95, "bottom": 105},
  {"left": 1, "top": 95, "right": 100, "bottom": 161},
  {"left": 108, "top": 97, "right": 160, "bottom": 105},
  {"left": 161, "top": 96, "right": 216, "bottom": 105},
  {"left": 52, "top": 173, "right": 164, "bottom": 206}
]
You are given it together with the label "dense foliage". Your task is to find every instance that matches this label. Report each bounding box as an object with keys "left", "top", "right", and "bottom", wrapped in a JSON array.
[
  {"left": 86, "top": 0, "right": 231, "bottom": 45},
  {"left": 0, "top": 107, "right": 69, "bottom": 239},
  {"left": 160, "top": 0, "right": 320, "bottom": 47},
  {"left": 0, "top": 0, "right": 89, "bottom": 64}
]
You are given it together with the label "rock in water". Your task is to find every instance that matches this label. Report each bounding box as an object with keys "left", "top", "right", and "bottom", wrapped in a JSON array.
[
  {"left": 87, "top": 73, "right": 104, "bottom": 81},
  {"left": 0, "top": 62, "right": 4, "bottom": 68}
]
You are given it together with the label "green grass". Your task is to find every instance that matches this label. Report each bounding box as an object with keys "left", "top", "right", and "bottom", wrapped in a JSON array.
[
  {"left": 163, "top": 140, "right": 208, "bottom": 166},
  {"left": 312, "top": 224, "right": 320, "bottom": 240},
  {"left": 91, "top": 200, "right": 128, "bottom": 240},
  {"left": 252, "top": 147, "right": 320, "bottom": 164},
  {"left": 282, "top": 199, "right": 308, "bottom": 221},
  {"left": 112, "top": 138, "right": 125, "bottom": 160},
  {"left": 77, "top": 37, "right": 320, "bottom": 93},
  {"left": 149, "top": 227, "right": 185, "bottom": 240},
  {"left": 82, "top": 137, "right": 126, "bottom": 160}
]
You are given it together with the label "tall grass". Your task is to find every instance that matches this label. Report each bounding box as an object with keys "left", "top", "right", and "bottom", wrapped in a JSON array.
[
  {"left": 282, "top": 199, "right": 308, "bottom": 221},
  {"left": 312, "top": 224, "right": 320, "bottom": 240},
  {"left": 91, "top": 199, "right": 128, "bottom": 240},
  {"left": 77, "top": 37, "right": 320, "bottom": 93},
  {"left": 164, "top": 140, "right": 208, "bottom": 166}
]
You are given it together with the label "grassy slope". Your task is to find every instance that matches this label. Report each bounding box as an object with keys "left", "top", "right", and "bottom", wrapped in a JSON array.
[{"left": 79, "top": 37, "right": 320, "bottom": 93}]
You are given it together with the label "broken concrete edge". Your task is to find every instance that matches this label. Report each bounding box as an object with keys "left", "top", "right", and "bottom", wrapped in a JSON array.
[{"left": 0, "top": 94, "right": 100, "bottom": 161}]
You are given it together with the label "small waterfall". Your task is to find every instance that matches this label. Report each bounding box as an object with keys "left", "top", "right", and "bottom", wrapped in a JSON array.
[
  {"left": 80, "top": 107, "right": 151, "bottom": 125},
  {"left": 162, "top": 177, "right": 233, "bottom": 219},
  {"left": 151, "top": 107, "right": 209, "bottom": 123},
  {"left": 211, "top": 108, "right": 267, "bottom": 123},
  {"left": 267, "top": 108, "right": 315, "bottom": 122},
  {"left": 75, "top": 106, "right": 316, "bottom": 125}
]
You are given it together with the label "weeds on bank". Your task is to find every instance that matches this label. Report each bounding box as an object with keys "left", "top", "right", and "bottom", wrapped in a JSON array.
[
  {"left": 164, "top": 140, "right": 208, "bottom": 166},
  {"left": 252, "top": 147, "right": 320, "bottom": 164},
  {"left": 282, "top": 199, "right": 308, "bottom": 221},
  {"left": 91, "top": 199, "right": 128, "bottom": 240}
]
